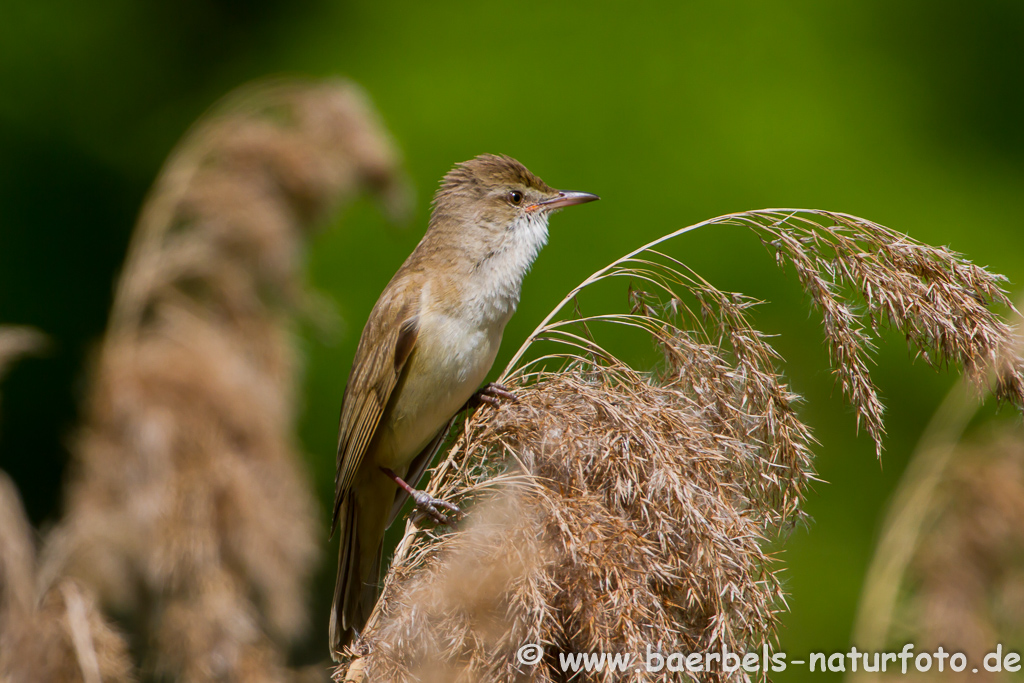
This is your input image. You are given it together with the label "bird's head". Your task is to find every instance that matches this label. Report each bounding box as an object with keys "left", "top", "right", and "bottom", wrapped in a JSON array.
[{"left": 427, "top": 154, "right": 598, "bottom": 275}]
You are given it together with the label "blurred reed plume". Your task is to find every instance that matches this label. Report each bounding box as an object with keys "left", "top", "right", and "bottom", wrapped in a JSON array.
[
  {"left": 31, "top": 79, "right": 410, "bottom": 682},
  {"left": 0, "top": 474, "right": 136, "bottom": 683},
  {"left": 1, "top": 327, "right": 135, "bottom": 683},
  {"left": 0, "top": 326, "right": 47, "bottom": 401},
  {"left": 847, "top": 423, "right": 1024, "bottom": 683},
  {"left": 849, "top": 301, "right": 1024, "bottom": 683},
  {"left": 338, "top": 210, "right": 1024, "bottom": 682},
  {"left": 903, "top": 425, "right": 1024, "bottom": 681}
]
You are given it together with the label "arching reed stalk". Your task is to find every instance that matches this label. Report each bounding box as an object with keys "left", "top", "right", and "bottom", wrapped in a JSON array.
[{"left": 339, "top": 209, "right": 1024, "bottom": 683}]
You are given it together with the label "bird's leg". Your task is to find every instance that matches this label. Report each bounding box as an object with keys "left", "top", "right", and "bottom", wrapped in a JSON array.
[
  {"left": 380, "top": 467, "right": 463, "bottom": 525},
  {"left": 462, "top": 382, "right": 516, "bottom": 411}
]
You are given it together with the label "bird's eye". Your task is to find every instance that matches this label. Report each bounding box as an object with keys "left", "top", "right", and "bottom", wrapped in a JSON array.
[{"left": 507, "top": 190, "right": 524, "bottom": 205}]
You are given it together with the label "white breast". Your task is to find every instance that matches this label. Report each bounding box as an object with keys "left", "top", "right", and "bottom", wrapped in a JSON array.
[
  {"left": 373, "top": 210, "right": 550, "bottom": 471},
  {"left": 373, "top": 304, "right": 505, "bottom": 471}
]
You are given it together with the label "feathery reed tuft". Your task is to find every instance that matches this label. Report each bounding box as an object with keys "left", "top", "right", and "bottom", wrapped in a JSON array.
[
  {"left": 339, "top": 210, "right": 1024, "bottom": 682},
  {"left": 0, "top": 326, "right": 46, "bottom": 624},
  {"left": 849, "top": 301, "right": 1024, "bottom": 683},
  {"left": 909, "top": 425, "right": 1024, "bottom": 679},
  {"left": 1, "top": 329, "right": 135, "bottom": 683},
  {"left": 849, "top": 423, "right": 1024, "bottom": 683},
  {"left": 36, "top": 79, "right": 409, "bottom": 682}
]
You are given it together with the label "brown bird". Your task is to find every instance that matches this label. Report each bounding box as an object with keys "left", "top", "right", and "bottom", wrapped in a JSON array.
[{"left": 329, "top": 154, "right": 598, "bottom": 658}]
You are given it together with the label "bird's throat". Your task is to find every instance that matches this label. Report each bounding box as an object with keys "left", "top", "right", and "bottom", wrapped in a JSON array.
[{"left": 463, "top": 211, "right": 550, "bottom": 326}]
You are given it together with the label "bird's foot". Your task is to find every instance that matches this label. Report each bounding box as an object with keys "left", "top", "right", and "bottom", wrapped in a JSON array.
[
  {"left": 464, "top": 382, "right": 516, "bottom": 411},
  {"left": 380, "top": 467, "right": 463, "bottom": 525},
  {"left": 409, "top": 490, "right": 463, "bottom": 526}
]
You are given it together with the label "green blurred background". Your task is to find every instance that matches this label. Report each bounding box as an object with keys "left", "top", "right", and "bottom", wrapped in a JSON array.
[{"left": 1, "top": 0, "right": 1022, "bottom": 677}]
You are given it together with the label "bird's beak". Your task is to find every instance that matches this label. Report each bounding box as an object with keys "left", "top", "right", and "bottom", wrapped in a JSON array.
[{"left": 527, "top": 190, "right": 600, "bottom": 212}]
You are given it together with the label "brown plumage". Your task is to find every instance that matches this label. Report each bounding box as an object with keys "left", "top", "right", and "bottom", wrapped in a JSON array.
[{"left": 329, "top": 154, "right": 598, "bottom": 659}]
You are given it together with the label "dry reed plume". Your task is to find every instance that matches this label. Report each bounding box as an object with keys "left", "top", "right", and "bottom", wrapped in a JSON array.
[
  {"left": 848, "top": 301, "right": 1024, "bottom": 683},
  {"left": 338, "top": 210, "right": 1024, "bottom": 682},
  {"left": 24, "top": 79, "right": 410, "bottom": 682},
  {"left": 906, "top": 425, "right": 1024, "bottom": 681},
  {"left": 0, "top": 475, "right": 136, "bottom": 683},
  {"left": 846, "top": 423, "right": 1024, "bottom": 683},
  {"left": 1, "top": 327, "right": 135, "bottom": 683}
]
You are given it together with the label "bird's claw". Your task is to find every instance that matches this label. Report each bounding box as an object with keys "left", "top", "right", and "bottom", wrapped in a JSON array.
[
  {"left": 410, "top": 490, "right": 463, "bottom": 526},
  {"left": 465, "top": 382, "right": 516, "bottom": 410}
]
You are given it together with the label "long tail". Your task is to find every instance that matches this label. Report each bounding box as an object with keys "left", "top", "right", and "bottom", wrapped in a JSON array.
[{"left": 329, "top": 493, "right": 381, "bottom": 662}]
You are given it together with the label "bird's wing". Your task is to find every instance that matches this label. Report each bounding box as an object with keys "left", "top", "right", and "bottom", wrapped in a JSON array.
[{"left": 331, "top": 296, "right": 419, "bottom": 535}]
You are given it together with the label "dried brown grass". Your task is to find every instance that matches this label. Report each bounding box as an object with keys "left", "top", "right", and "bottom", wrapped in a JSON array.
[
  {"left": 0, "top": 561, "right": 137, "bottom": 683},
  {"left": 337, "top": 210, "right": 1024, "bottom": 682},
  {"left": 847, "top": 423, "right": 1024, "bottom": 683},
  {"left": 0, "top": 326, "right": 45, "bottom": 624},
  {"left": 848, "top": 300, "right": 1024, "bottom": 683},
  {"left": 909, "top": 425, "right": 1024, "bottom": 678},
  {"left": 26, "top": 79, "right": 409, "bottom": 682},
  {"left": 1, "top": 329, "right": 135, "bottom": 683}
]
